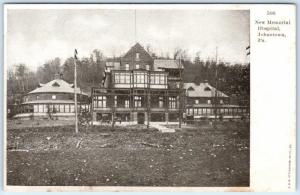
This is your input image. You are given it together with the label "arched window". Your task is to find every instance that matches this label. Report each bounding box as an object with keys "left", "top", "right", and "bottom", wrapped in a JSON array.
[
  {"left": 52, "top": 82, "right": 60, "bottom": 87},
  {"left": 204, "top": 87, "right": 211, "bottom": 91}
]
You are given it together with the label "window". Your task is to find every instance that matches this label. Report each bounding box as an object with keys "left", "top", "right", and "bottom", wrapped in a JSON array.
[
  {"left": 134, "top": 96, "right": 142, "bottom": 107},
  {"left": 136, "top": 74, "right": 141, "bottom": 83},
  {"left": 220, "top": 99, "right": 224, "bottom": 104},
  {"left": 114, "top": 73, "right": 120, "bottom": 83},
  {"left": 125, "top": 100, "right": 130, "bottom": 108},
  {"left": 199, "top": 108, "right": 203, "bottom": 115},
  {"left": 120, "top": 74, "right": 125, "bottom": 83},
  {"left": 150, "top": 75, "right": 155, "bottom": 84},
  {"left": 125, "top": 73, "right": 130, "bottom": 83},
  {"left": 194, "top": 109, "right": 198, "bottom": 115},
  {"left": 70, "top": 105, "right": 75, "bottom": 113},
  {"left": 136, "top": 53, "right": 140, "bottom": 60},
  {"left": 207, "top": 108, "right": 211, "bottom": 114},
  {"left": 49, "top": 105, "right": 54, "bottom": 112},
  {"left": 135, "top": 64, "right": 140, "bottom": 69},
  {"left": 52, "top": 82, "right": 60, "bottom": 87},
  {"left": 207, "top": 99, "right": 211, "bottom": 104},
  {"left": 195, "top": 100, "right": 199, "bottom": 104},
  {"left": 155, "top": 75, "right": 160, "bottom": 84},
  {"left": 125, "top": 64, "right": 129, "bottom": 70},
  {"left": 65, "top": 105, "right": 70, "bottom": 113},
  {"left": 135, "top": 72, "right": 147, "bottom": 84},
  {"left": 95, "top": 96, "right": 107, "bottom": 108},
  {"left": 34, "top": 105, "right": 38, "bottom": 113},
  {"left": 140, "top": 74, "right": 144, "bottom": 83},
  {"left": 204, "top": 87, "right": 211, "bottom": 91},
  {"left": 159, "top": 97, "right": 164, "bottom": 108},
  {"left": 54, "top": 105, "right": 59, "bottom": 113},
  {"left": 36, "top": 95, "right": 39, "bottom": 100},
  {"left": 114, "top": 96, "right": 117, "bottom": 107},
  {"left": 60, "top": 105, "right": 64, "bottom": 113},
  {"left": 169, "top": 97, "right": 176, "bottom": 109},
  {"left": 52, "top": 95, "right": 56, "bottom": 100},
  {"left": 44, "top": 105, "right": 48, "bottom": 113},
  {"left": 39, "top": 105, "right": 43, "bottom": 113},
  {"left": 146, "top": 65, "right": 150, "bottom": 70},
  {"left": 187, "top": 87, "right": 194, "bottom": 91},
  {"left": 159, "top": 75, "right": 165, "bottom": 84}
]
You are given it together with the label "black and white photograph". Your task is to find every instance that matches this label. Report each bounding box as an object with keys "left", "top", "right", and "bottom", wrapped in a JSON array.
[{"left": 5, "top": 4, "right": 252, "bottom": 189}]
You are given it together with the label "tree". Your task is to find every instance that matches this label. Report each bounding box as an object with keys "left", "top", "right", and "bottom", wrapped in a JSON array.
[
  {"left": 15, "top": 63, "right": 28, "bottom": 93},
  {"left": 37, "top": 57, "right": 61, "bottom": 83}
]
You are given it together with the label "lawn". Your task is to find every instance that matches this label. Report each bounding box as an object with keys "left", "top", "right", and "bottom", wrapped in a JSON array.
[{"left": 6, "top": 120, "right": 249, "bottom": 187}]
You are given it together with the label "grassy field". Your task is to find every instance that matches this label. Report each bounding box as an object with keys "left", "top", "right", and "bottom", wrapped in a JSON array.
[{"left": 6, "top": 120, "right": 249, "bottom": 187}]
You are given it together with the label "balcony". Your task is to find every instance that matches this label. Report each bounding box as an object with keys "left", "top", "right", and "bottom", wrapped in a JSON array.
[{"left": 111, "top": 70, "right": 168, "bottom": 89}]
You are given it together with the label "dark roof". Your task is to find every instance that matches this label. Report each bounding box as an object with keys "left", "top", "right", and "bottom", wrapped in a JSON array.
[
  {"left": 122, "top": 42, "right": 153, "bottom": 62},
  {"left": 106, "top": 57, "right": 121, "bottom": 62},
  {"left": 154, "top": 59, "right": 183, "bottom": 70}
]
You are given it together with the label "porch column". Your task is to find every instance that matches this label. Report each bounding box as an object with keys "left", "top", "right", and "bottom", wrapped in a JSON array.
[
  {"left": 92, "top": 112, "right": 97, "bottom": 125},
  {"left": 165, "top": 112, "right": 169, "bottom": 123}
]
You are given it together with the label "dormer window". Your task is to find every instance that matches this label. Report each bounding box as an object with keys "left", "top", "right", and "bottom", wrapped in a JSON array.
[
  {"left": 187, "top": 87, "right": 194, "bottom": 91},
  {"left": 52, "top": 82, "right": 60, "bottom": 87},
  {"left": 204, "top": 87, "right": 211, "bottom": 91}
]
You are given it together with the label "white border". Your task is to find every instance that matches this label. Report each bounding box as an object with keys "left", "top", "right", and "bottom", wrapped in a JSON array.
[{"left": 3, "top": 4, "right": 296, "bottom": 192}]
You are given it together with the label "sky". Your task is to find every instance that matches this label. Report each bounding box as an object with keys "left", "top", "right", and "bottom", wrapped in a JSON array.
[{"left": 6, "top": 8, "right": 250, "bottom": 71}]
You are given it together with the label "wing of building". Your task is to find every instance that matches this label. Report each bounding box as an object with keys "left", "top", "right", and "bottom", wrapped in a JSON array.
[
  {"left": 14, "top": 74, "right": 90, "bottom": 120},
  {"left": 184, "top": 82, "right": 249, "bottom": 120}
]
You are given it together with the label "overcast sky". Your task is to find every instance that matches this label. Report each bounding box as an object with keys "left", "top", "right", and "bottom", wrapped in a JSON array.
[{"left": 7, "top": 8, "right": 249, "bottom": 70}]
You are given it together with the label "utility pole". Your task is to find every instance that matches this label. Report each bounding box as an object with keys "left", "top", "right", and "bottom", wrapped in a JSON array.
[
  {"left": 214, "top": 47, "right": 218, "bottom": 122},
  {"left": 147, "top": 67, "right": 150, "bottom": 129},
  {"left": 74, "top": 49, "right": 79, "bottom": 133},
  {"left": 134, "top": 9, "right": 137, "bottom": 43},
  {"left": 179, "top": 55, "right": 183, "bottom": 128}
]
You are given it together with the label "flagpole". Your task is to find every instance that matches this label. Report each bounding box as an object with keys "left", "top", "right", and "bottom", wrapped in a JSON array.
[
  {"left": 74, "top": 49, "right": 78, "bottom": 133},
  {"left": 214, "top": 46, "right": 218, "bottom": 122}
]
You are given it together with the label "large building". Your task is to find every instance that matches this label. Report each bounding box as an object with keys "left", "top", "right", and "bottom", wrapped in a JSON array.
[
  {"left": 14, "top": 74, "right": 90, "bottom": 120},
  {"left": 91, "top": 43, "right": 185, "bottom": 124}
]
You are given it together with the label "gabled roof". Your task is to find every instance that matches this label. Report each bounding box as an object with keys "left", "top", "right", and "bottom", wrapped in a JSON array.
[
  {"left": 28, "top": 79, "right": 87, "bottom": 96},
  {"left": 153, "top": 59, "right": 183, "bottom": 70},
  {"left": 122, "top": 42, "right": 153, "bottom": 62},
  {"left": 184, "top": 82, "right": 228, "bottom": 98}
]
